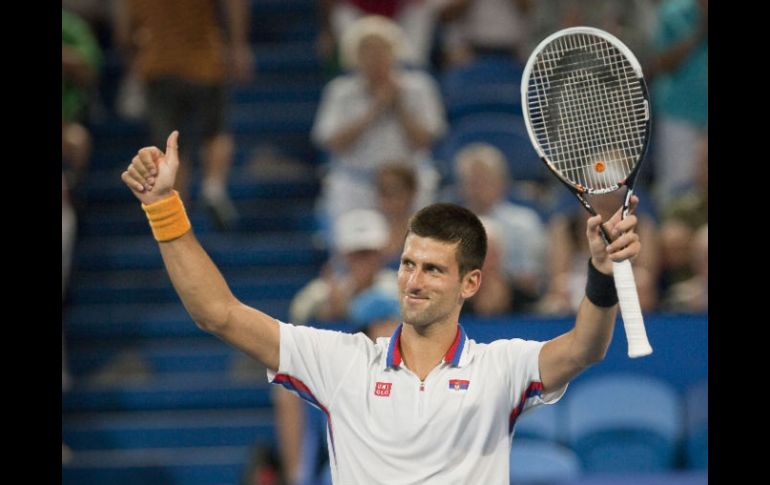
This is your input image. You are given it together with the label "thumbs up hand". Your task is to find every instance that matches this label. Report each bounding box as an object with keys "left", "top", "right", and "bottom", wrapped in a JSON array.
[{"left": 122, "top": 131, "right": 181, "bottom": 205}]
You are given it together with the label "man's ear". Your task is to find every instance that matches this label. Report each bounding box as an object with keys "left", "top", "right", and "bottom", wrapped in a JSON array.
[{"left": 460, "top": 269, "right": 482, "bottom": 300}]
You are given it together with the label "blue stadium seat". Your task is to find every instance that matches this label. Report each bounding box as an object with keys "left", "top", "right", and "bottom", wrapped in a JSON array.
[
  {"left": 564, "top": 373, "right": 683, "bottom": 473},
  {"left": 433, "top": 114, "right": 547, "bottom": 184},
  {"left": 509, "top": 438, "right": 581, "bottom": 484},
  {"left": 441, "top": 56, "right": 525, "bottom": 96},
  {"left": 514, "top": 402, "right": 561, "bottom": 442},
  {"left": 685, "top": 379, "right": 708, "bottom": 469},
  {"left": 444, "top": 83, "right": 522, "bottom": 123}
]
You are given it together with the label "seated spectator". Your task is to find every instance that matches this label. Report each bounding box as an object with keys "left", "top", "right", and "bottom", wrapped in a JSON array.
[
  {"left": 657, "top": 134, "right": 707, "bottom": 304},
  {"left": 375, "top": 162, "right": 419, "bottom": 269},
  {"left": 453, "top": 142, "right": 547, "bottom": 312},
  {"left": 539, "top": 189, "right": 660, "bottom": 315},
  {"left": 662, "top": 224, "right": 707, "bottom": 312},
  {"left": 463, "top": 218, "right": 515, "bottom": 316},
  {"left": 290, "top": 208, "right": 398, "bottom": 325}
]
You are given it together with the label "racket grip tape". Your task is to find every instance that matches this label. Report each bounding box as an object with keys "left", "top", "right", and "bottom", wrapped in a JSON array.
[{"left": 612, "top": 259, "right": 653, "bottom": 358}]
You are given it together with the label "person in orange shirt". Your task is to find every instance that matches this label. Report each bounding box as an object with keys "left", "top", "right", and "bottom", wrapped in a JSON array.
[{"left": 114, "top": 0, "right": 253, "bottom": 229}]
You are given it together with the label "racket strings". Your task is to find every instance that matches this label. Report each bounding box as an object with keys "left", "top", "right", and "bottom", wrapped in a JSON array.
[
  {"left": 555, "top": 70, "right": 636, "bottom": 189},
  {"left": 526, "top": 33, "right": 647, "bottom": 191}
]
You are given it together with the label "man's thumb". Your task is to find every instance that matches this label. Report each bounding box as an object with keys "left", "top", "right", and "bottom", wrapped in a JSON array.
[{"left": 165, "top": 131, "right": 180, "bottom": 166}]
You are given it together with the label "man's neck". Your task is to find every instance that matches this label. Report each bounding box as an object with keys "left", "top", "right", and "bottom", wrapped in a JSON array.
[{"left": 399, "top": 320, "right": 458, "bottom": 381}]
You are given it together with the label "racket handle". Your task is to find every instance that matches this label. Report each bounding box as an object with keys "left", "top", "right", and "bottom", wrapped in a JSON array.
[{"left": 612, "top": 259, "right": 653, "bottom": 358}]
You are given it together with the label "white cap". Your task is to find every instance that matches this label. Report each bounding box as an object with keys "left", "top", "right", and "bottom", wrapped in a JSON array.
[
  {"left": 339, "top": 15, "right": 412, "bottom": 70},
  {"left": 334, "top": 209, "right": 388, "bottom": 254}
]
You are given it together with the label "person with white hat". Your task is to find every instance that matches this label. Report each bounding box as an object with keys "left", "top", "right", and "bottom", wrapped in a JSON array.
[{"left": 289, "top": 209, "right": 398, "bottom": 325}]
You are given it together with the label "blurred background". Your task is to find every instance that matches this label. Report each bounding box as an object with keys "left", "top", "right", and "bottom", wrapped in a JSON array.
[{"left": 62, "top": 0, "right": 707, "bottom": 484}]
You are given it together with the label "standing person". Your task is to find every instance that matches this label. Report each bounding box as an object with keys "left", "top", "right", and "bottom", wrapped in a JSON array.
[
  {"left": 121, "top": 130, "right": 641, "bottom": 484},
  {"left": 438, "top": 0, "right": 534, "bottom": 67},
  {"left": 317, "top": 0, "right": 445, "bottom": 69},
  {"left": 646, "top": 0, "right": 708, "bottom": 208},
  {"left": 62, "top": 6, "right": 102, "bottom": 194},
  {"left": 113, "top": 0, "right": 253, "bottom": 230}
]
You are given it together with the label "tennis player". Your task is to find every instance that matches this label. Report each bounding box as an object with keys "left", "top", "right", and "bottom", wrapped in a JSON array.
[{"left": 122, "top": 131, "right": 641, "bottom": 484}]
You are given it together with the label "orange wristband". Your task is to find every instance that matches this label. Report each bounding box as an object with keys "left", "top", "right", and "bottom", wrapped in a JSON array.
[{"left": 141, "top": 191, "right": 192, "bottom": 242}]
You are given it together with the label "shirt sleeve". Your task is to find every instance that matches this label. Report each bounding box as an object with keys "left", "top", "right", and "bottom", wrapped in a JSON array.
[
  {"left": 489, "top": 338, "right": 568, "bottom": 415},
  {"left": 266, "top": 321, "right": 370, "bottom": 410}
]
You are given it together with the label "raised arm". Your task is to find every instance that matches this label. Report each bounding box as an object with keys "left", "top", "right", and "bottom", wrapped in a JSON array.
[
  {"left": 538, "top": 198, "right": 642, "bottom": 394},
  {"left": 121, "top": 131, "right": 280, "bottom": 370}
]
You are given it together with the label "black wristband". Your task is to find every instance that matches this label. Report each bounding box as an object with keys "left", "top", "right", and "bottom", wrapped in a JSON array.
[{"left": 585, "top": 258, "right": 618, "bottom": 307}]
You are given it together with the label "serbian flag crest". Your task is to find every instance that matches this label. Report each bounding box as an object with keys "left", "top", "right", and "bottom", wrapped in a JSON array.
[{"left": 449, "top": 379, "right": 470, "bottom": 391}]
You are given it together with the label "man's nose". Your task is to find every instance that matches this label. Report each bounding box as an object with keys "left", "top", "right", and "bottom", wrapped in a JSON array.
[{"left": 407, "top": 269, "right": 425, "bottom": 292}]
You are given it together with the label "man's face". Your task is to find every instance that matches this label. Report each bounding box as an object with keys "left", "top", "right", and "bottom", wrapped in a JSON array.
[{"left": 397, "top": 234, "right": 481, "bottom": 328}]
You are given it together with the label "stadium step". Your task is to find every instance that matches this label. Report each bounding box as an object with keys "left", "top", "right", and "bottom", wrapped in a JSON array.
[
  {"left": 68, "top": 339, "right": 238, "bottom": 377},
  {"left": 62, "top": 446, "right": 252, "bottom": 485},
  {"left": 69, "top": 270, "right": 312, "bottom": 305},
  {"left": 72, "top": 232, "right": 324, "bottom": 271},
  {"left": 64, "top": 409, "right": 275, "bottom": 450},
  {"left": 77, "top": 197, "right": 318, "bottom": 237},
  {"left": 79, "top": 167, "right": 319, "bottom": 203},
  {"left": 64, "top": 301, "right": 294, "bottom": 340},
  {"left": 63, "top": 372, "right": 272, "bottom": 412}
]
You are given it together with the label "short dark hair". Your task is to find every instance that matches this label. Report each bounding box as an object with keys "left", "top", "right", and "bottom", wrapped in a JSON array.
[{"left": 407, "top": 203, "right": 487, "bottom": 276}]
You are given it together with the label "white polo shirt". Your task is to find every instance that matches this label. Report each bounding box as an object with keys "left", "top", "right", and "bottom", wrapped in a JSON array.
[{"left": 267, "top": 322, "right": 567, "bottom": 485}]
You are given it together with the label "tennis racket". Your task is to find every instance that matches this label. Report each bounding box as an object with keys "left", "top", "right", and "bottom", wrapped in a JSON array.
[{"left": 521, "top": 26, "right": 652, "bottom": 358}]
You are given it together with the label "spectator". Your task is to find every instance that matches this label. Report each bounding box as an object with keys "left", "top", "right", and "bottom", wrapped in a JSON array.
[
  {"left": 311, "top": 15, "right": 446, "bottom": 238},
  {"left": 657, "top": 133, "right": 707, "bottom": 306},
  {"left": 529, "top": 0, "right": 657, "bottom": 61},
  {"left": 439, "top": 0, "right": 534, "bottom": 67},
  {"left": 113, "top": 0, "right": 254, "bottom": 230},
  {"left": 463, "top": 217, "right": 515, "bottom": 316},
  {"left": 375, "top": 162, "right": 419, "bottom": 269},
  {"left": 317, "top": 0, "right": 447, "bottom": 69},
  {"left": 662, "top": 224, "right": 707, "bottom": 312},
  {"left": 540, "top": 191, "right": 660, "bottom": 314},
  {"left": 453, "top": 142, "right": 547, "bottom": 312},
  {"left": 646, "top": 0, "right": 708, "bottom": 208},
  {"left": 289, "top": 209, "right": 398, "bottom": 325},
  {"left": 62, "top": 6, "right": 102, "bottom": 193}
]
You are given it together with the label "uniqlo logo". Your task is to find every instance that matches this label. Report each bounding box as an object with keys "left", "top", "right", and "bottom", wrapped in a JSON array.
[{"left": 374, "top": 382, "right": 392, "bottom": 397}]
